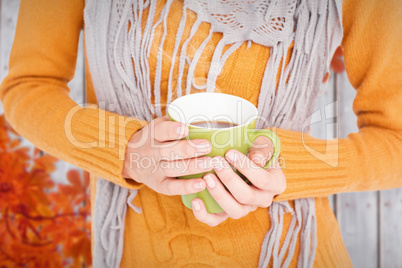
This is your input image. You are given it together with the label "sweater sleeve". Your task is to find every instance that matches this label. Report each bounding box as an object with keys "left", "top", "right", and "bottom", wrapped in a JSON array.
[
  {"left": 273, "top": 0, "right": 402, "bottom": 201},
  {"left": 0, "top": 0, "right": 148, "bottom": 189}
]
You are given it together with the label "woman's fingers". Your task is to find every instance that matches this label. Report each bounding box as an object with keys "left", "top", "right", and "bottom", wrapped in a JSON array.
[
  {"left": 205, "top": 168, "right": 273, "bottom": 208},
  {"left": 158, "top": 156, "right": 212, "bottom": 177},
  {"left": 191, "top": 198, "right": 229, "bottom": 227},
  {"left": 148, "top": 116, "right": 212, "bottom": 159},
  {"left": 210, "top": 158, "right": 274, "bottom": 207},
  {"left": 202, "top": 173, "right": 258, "bottom": 219},
  {"left": 157, "top": 177, "right": 206, "bottom": 196},
  {"left": 225, "top": 150, "right": 286, "bottom": 194},
  {"left": 247, "top": 135, "right": 274, "bottom": 167},
  {"left": 157, "top": 139, "right": 212, "bottom": 160},
  {"left": 152, "top": 119, "right": 189, "bottom": 142}
]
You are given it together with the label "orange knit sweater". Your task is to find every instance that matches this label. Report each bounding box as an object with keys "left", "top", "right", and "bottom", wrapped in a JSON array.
[{"left": 1, "top": 0, "right": 401, "bottom": 267}]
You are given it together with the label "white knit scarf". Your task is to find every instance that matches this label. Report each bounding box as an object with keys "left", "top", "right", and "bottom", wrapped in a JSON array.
[{"left": 83, "top": 0, "right": 343, "bottom": 267}]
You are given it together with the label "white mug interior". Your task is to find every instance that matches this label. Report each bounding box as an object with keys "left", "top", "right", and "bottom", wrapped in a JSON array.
[{"left": 167, "top": 93, "right": 258, "bottom": 129}]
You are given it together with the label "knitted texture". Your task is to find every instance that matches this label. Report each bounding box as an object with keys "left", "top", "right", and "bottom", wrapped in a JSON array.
[
  {"left": 185, "top": 0, "right": 297, "bottom": 47},
  {"left": 83, "top": 0, "right": 342, "bottom": 267}
]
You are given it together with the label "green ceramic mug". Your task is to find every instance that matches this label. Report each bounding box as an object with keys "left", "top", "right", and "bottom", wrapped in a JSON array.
[{"left": 167, "top": 92, "right": 280, "bottom": 213}]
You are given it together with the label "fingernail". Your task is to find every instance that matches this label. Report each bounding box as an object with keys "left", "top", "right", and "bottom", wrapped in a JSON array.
[
  {"left": 194, "top": 181, "right": 205, "bottom": 190},
  {"left": 196, "top": 142, "right": 211, "bottom": 153},
  {"left": 226, "top": 151, "right": 238, "bottom": 162},
  {"left": 192, "top": 200, "right": 201, "bottom": 211},
  {"left": 204, "top": 174, "right": 216, "bottom": 188}
]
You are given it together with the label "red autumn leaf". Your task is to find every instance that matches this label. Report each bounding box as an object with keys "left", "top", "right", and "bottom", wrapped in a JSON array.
[
  {"left": 33, "top": 147, "right": 41, "bottom": 157},
  {"left": 32, "top": 154, "right": 59, "bottom": 173},
  {"left": 322, "top": 46, "right": 346, "bottom": 83},
  {"left": 83, "top": 170, "right": 90, "bottom": 189},
  {"left": 331, "top": 46, "right": 345, "bottom": 73},
  {"left": 67, "top": 169, "right": 83, "bottom": 190},
  {"left": 9, "top": 139, "right": 20, "bottom": 149}
]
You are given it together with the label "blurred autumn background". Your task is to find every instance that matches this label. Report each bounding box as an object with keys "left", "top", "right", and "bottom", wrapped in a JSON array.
[{"left": 0, "top": 115, "right": 92, "bottom": 267}]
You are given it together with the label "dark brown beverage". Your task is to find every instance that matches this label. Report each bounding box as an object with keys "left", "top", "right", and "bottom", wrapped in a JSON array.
[{"left": 190, "top": 120, "right": 238, "bottom": 128}]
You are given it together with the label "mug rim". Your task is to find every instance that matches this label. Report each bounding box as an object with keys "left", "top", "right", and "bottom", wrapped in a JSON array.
[{"left": 167, "top": 92, "right": 258, "bottom": 130}]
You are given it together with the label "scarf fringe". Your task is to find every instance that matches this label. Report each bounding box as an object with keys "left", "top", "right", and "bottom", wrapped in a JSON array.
[{"left": 84, "top": 0, "right": 343, "bottom": 266}]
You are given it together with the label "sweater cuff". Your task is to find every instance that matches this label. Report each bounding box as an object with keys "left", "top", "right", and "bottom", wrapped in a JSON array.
[
  {"left": 68, "top": 103, "right": 148, "bottom": 190},
  {"left": 119, "top": 122, "right": 147, "bottom": 190},
  {"left": 268, "top": 127, "right": 351, "bottom": 201}
]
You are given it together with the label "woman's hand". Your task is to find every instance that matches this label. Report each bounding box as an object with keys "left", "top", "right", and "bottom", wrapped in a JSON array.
[
  {"left": 191, "top": 136, "right": 286, "bottom": 227},
  {"left": 122, "top": 115, "right": 213, "bottom": 195}
]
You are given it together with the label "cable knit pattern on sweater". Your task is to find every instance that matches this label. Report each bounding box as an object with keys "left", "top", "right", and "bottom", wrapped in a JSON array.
[{"left": 84, "top": 0, "right": 342, "bottom": 267}]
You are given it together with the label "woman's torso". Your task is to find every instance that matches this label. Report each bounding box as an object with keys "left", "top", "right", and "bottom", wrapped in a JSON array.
[{"left": 84, "top": 0, "right": 352, "bottom": 266}]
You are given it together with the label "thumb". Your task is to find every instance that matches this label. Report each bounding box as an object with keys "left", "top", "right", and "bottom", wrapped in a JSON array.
[{"left": 248, "top": 136, "right": 274, "bottom": 168}]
